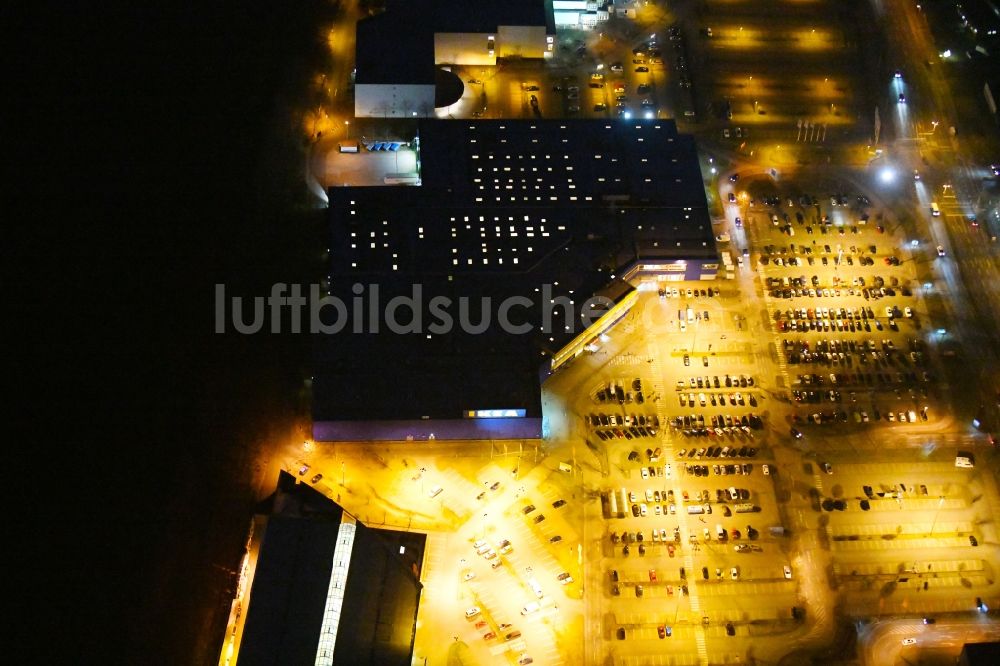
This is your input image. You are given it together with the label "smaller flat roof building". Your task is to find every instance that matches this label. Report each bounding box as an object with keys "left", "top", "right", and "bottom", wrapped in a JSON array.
[{"left": 222, "top": 472, "right": 424, "bottom": 666}]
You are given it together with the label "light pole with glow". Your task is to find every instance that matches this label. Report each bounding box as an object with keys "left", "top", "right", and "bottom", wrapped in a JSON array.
[{"left": 929, "top": 495, "right": 945, "bottom": 536}]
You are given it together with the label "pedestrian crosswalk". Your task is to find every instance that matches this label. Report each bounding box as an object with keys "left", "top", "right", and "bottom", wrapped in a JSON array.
[{"left": 611, "top": 352, "right": 647, "bottom": 366}]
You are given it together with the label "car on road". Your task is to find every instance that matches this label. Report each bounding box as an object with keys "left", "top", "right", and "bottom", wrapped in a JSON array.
[
  {"left": 557, "top": 572, "right": 573, "bottom": 584},
  {"left": 731, "top": 567, "right": 739, "bottom": 580},
  {"left": 784, "top": 565, "right": 792, "bottom": 579},
  {"left": 466, "top": 607, "right": 481, "bottom": 618},
  {"left": 521, "top": 602, "right": 540, "bottom": 615},
  {"left": 901, "top": 638, "right": 916, "bottom": 646},
  {"left": 763, "top": 464, "right": 770, "bottom": 476},
  {"left": 821, "top": 462, "right": 833, "bottom": 474},
  {"left": 790, "top": 428, "right": 803, "bottom": 439},
  {"left": 298, "top": 464, "right": 310, "bottom": 475},
  {"left": 522, "top": 504, "right": 535, "bottom": 514},
  {"left": 552, "top": 499, "right": 566, "bottom": 508},
  {"left": 464, "top": 571, "right": 476, "bottom": 581},
  {"left": 311, "top": 473, "right": 323, "bottom": 483}
]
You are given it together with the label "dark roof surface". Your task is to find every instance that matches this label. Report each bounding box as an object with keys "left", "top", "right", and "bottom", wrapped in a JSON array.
[
  {"left": 237, "top": 473, "right": 422, "bottom": 666},
  {"left": 237, "top": 486, "right": 343, "bottom": 666},
  {"left": 355, "top": 12, "right": 435, "bottom": 85},
  {"left": 960, "top": 641, "right": 1000, "bottom": 666},
  {"left": 314, "top": 119, "right": 713, "bottom": 427}
]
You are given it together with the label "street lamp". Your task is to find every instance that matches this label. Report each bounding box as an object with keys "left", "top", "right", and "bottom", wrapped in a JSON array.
[{"left": 929, "top": 496, "right": 945, "bottom": 536}]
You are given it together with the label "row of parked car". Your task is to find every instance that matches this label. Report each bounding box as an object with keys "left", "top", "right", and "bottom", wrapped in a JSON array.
[
  {"left": 677, "top": 374, "right": 754, "bottom": 389},
  {"left": 595, "top": 377, "right": 646, "bottom": 404},
  {"left": 797, "top": 368, "right": 932, "bottom": 388},
  {"left": 658, "top": 285, "right": 719, "bottom": 298},
  {"left": 671, "top": 413, "right": 765, "bottom": 434},
  {"left": 594, "top": 425, "right": 657, "bottom": 441},
  {"left": 680, "top": 391, "right": 755, "bottom": 408}
]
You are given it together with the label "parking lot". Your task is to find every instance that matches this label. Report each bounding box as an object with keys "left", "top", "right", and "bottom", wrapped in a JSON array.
[
  {"left": 687, "top": 0, "right": 869, "bottom": 138},
  {"left": 715, "top": 171, "right": 950, "bottom": 436},
  {"left": 592, "top": 419, "right": 800, "bottom": 660},
  {"left": 810, "top": 456, "right": 1000, "bottom": 617}
]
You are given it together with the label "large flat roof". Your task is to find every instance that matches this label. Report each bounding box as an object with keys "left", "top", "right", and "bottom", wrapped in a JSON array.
[{"left": 314, "top": 119, "right": 714, "bottom": 432}]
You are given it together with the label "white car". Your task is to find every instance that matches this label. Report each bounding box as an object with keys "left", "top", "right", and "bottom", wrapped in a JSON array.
[
  {"left": 783, "top": 565, "right": 792, "bottom": 579},
  {"left": 762, "top": 464, "right": 771, "bottom": 476},
  {"left": 466, "top": 606, "right": 482, "bottom": 618},
  {"left": 731, "top": 567, "right": 739, "bottom": 580},
  {"left": 464, "top": 571, "right": 476, "bottom": 581},
  {"left": 473, "top": 539, "right": 488, "bottom": 550},
  {"left": 521, "top": 602, "right": 541, "bottom": 615},
  {"left": 901, "top": 638, "right": 916, "bottom": 646},
  {"left": 645, "top": 488, "right": 654, "bottom": 502},
  {"left": 936, "top": 245, "right": 945, "bottom": 256},
  {"left": 904, "top": 307, "right": 913, "bottom": 318},
  {"left": 641, "top": 467, "right": 650, "bottom": 479},
  {"left": 640, "top": 503, "right": 648, "bottom": 516}
]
